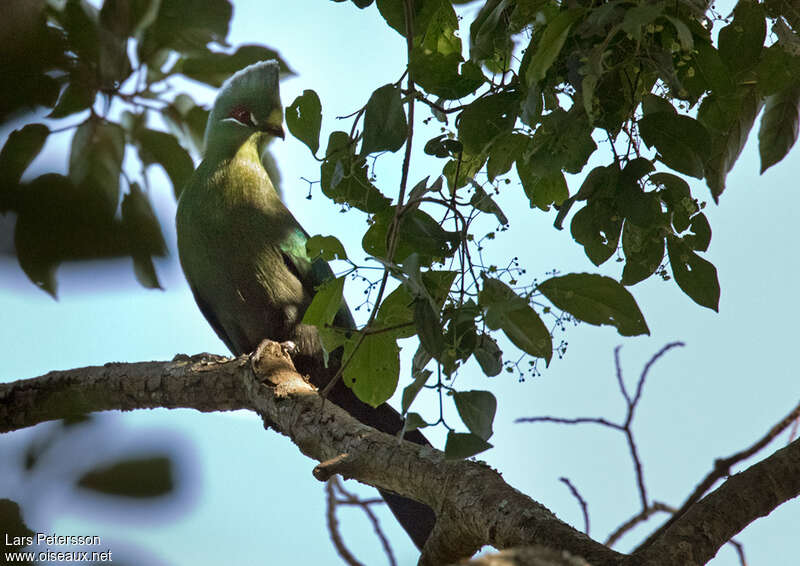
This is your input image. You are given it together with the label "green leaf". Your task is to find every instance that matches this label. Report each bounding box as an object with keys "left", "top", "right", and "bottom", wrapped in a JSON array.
[
  {"left": 68, "top": 119, "right": 125, "bottom": 217},
  {"left": 78, "top": 456, "right": 173, "bottom": 497},
  {"left": 685, "top": 213, "right": 711, "bottom": 252},
  {"left": 175, "top": 44, "right": 292, "bottom": 87},
  {"left": 526, "top": 9, "right": 584, "bottom": 85},
  {"left": 139, "top": 0, "right": 232, "bottom": 56},
  {"left": 302, "top": 277, "right": 346, "bottom": 327},
  {"left": 479, "top": 278, "right": 552, "bottom": 363},
  {"left": 486, "top": 132, "right": 527, "bottom": 181},
  {"left": 306, "top": 235, "right": 347, "bottom": 261},
  {"left": 517, "top": 163, "right": 568, "bottom": 211},
  {"left": 699, "top": 86, "right": 762, "bottom": 200},
  {"left": 473, "top": 333, "right": 503, "bottom": 376},
  {"left": 470, "top": 185, "right": 508, "bottom": 225},
  {"left": 402, "top": 368, "right": 431, "bottom": 413},
  {"left": 415, "top": 298, "right": 445, "bottom": 357},
  {"left": 621, "top": 222, "right": 664, "bottom": 286},
  {"left": 650, "top": 172, "right": 697, "bottom": 232},
  {"left": 664, "top": 15, "right": 694, "bottom": 52},
  {"left": 621, "top": 4, "right": 662, "bottom": 41},
  {"left": 162, "top": 94, "right": 210, "bottom": 158},
  {"left": 48, "top": 82, "right": 95, "bottom": 119},
  {"left": 444, "top": 431, "right": 492, "bottom": 459},
  {"left": 666, "top": 236, "right": 720, "bottom": 311},
  {"left": 680, "top": 42, "right": 735, "bottom": 101},
  {"left": 453, "top": 390, "right": 497, "bottom": 441},
  {"left": 375, "top": 285, "right": 415, "bottom": 339},
  {"left": 0, "top": 124, "right": 49, "bottom": 190},
  {"left": 638, "top": 112, "right": 711, "bottom": 178},
  {"left": 121, "top": 184, "right": 167, "bottom": 289},
  {"left": 362, "top": 208, "right": 459, "bottom": 265},
  {"left": 136, "top": 128, "right": 194, "bottom": 197},
  {"left": 403, "top": 412, "right": 429, "bottom": 432},
  {"left": 343, "top": 333, "right": 400, "bottom": 407},
  {"left": 321, "top": 131, "right": 391, "bottom": 213},
  {"left": 362, "top": 84, "right": 408, "bottom": 154},
  {"left": 538, "top": 273, "right": 650, "bottom": 336},
  {"left": 570, "top": 200, "right": 622, "bottom": 266},
  {"left": 718, "top": 0, "right": 765, "bottom": 74},
  {"left": 457, "top": 92, "right": 518, "bottom": 154},
  {"left": 758, "top": 86, "right": 800, "bottom": 174},
  {"left": 287, "top": 89, "right": 322, "bottom": 155}
]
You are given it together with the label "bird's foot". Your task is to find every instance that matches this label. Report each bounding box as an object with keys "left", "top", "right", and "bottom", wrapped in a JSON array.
[{"left": 279, "top": 340, "right": 298, "bottom": 356}]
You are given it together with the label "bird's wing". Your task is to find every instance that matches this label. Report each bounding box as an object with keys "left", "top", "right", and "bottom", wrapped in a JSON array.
[{"left": 278, "top": 226, "right": 355, "bottom": 330}]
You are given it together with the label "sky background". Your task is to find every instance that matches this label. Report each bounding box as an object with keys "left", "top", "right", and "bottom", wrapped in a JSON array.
[{"left": 1, "top": 1, "right": 798, "bottom": 565}]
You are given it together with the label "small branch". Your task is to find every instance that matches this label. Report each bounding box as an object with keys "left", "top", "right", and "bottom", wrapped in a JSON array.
[
  {"left": 326, "top": 479, "right": 366, "bottom": 566},
  {"left": 632, "top": 436, "right": 800, "bottom": 566},
  {"left": 604, "top": 501, "right": 675, "bottom": 547},
  {"left": 638, "top": 399, "right": 800, "bottom": 551},
  {"left": 560, "top": 477, "right": 590, "bottom": 536},
  {"left": 330, "top": 477, "right": 397, "bottom": 566}
]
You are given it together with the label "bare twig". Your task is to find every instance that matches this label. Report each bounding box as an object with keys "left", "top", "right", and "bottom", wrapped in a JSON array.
[
  {"left": 604, "top": 501, "right": 675, "bottom": 547},
  {"left": 559, "top": 477, "right": 590, "bottom": 535},
  {"left": 638, "top": 399, "right": 800, "bottom": 551},
  {"left": 326, "top": 479, "right": 366, "bottom": 566},
  {"left": 327, "top": 476, "right": 397, "bottom": 566}
]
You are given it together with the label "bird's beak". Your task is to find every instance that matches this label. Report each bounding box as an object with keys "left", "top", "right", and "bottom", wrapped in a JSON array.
[{"left": 266, "top": 124, "right": 285, "bottom": 140}]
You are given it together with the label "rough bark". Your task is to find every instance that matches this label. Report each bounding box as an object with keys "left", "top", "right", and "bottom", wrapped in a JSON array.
[{"left": 1, "top": 341, "right": 798, "bottom": 566}]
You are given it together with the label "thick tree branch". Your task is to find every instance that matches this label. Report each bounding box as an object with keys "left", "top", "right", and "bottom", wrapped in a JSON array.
[
  {"left": 2, "top": 343, "right": 798, "bottom": 566},
  {"left": 631, "top": 437, "right": 800, "bottom": 566},
  {"left": 1, "top": 342, "right": 621, "bottom": 566}
]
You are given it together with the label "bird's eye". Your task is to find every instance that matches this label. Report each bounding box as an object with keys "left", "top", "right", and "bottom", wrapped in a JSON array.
[{"left": 228, "top": 105, "right": 253, "bottom": 127}]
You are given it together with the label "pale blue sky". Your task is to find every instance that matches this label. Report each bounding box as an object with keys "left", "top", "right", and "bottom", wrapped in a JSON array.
[{"left": 1, "top": 1, "right": 798, "bottom": 565}]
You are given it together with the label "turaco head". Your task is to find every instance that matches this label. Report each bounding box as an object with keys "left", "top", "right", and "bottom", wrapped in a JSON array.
[{"left": 203, "top": 60, "right": 285, "bottom": 158}]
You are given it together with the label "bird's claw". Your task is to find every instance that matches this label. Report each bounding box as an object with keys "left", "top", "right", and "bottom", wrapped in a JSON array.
[{"left": 280, "top": 340, "right": 298, "bottom": 355}]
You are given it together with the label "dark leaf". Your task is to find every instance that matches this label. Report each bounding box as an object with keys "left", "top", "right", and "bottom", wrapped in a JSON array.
[
  {"left": 136, "top": 128, "right": 194, "bottom": 197},
  {"left": 176, "top": 44, "right": 293, "bottom": 87},
  {"left": 453, "top": 390, "right": 497, "bottom": 441},
  {"left": 457, "top": 92, "right": 518, "bottom": 154},
  {"left": 667, "top": 235, "right": 720, "bottom": 311},
  {"left": 306, "top": 234, "right": 347, "bottom": 261},
  {"left": 121, "top": 184, "right": 167, "bottom": 289},
  {"left": 415, "top": 299, "right": 445, "bottom": 357},
  {"left": 570, "top": 200, "right": 622, "bottom": 266},
  {"left": 362, "top": 84, "right": 407, "bottom": 154},
  {"left": 0, "top": 124, "right": 49, "bottom": 191},
  {"left": 402, "top": 369, "right": 431, "bottom": 414},
  {"left": 685, "top": 213, "right": 711, "bottom": 251},
  {"left": 48, "top": 82, "right": 96, "bottom": 119},
  {"left": 68, "top": 119, "right": 125, "bottom": 217},
  {"left": 538, "top": 273, "right": 650, "bottom": 336},
  {"left": 486, "top": 132, "right": 527, "bottom": 181},
  {"left": 140, "top": 0, "right": 232, "bottom": 56},
  {"left": 525, "top": 9, "right": 584, "bottom": 84},
  {"left": 78, "top": 456, "right": 173, "bottom": 497},
  {"left": 287, "top": 89, "right": 322, "bottom": 155},
  {"left": 362, "top": 208, "right": 459, "bottom": 265},
  {"left": 638, "top": 112, "right": 711, "bottom": 178},
  {"left": 621, "top": 221, "right": 664, "bottom": 285},
  {"left": 759, "top": 85, "right": 800, "bottom": 174},
  {"left": 479, "top": 278, "right": 552, "bottom": 363},
  {"left": 718, "top": 0, "right": 765, "bottom": 74},
  {"left": 444, "top": 431, "right": 492, "bottom": 459},
  {"left": 470, "top": 185, "right": 508, "bottom": 225},
  {"left": 473, "top": 333, "right": 503, "bottom": 376},
  {"left": 321, "top": 131, "right": 391, "bottom": 213}
]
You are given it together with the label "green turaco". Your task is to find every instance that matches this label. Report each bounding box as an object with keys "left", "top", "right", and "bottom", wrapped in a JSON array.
[{"left": 176, "top": 60, "right": 435, "bottom": 549}]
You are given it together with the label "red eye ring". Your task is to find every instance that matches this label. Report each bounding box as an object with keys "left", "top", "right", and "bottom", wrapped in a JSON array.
[{"left": 228, "top": 105, "right": 253, "bottom": 127}]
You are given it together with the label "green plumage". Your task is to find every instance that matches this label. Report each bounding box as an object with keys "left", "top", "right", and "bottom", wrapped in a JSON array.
[{"left": 176, "top": 60, "right": 434, "bottom": 549}]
